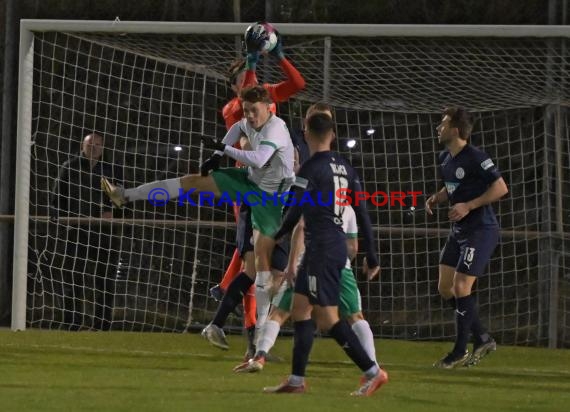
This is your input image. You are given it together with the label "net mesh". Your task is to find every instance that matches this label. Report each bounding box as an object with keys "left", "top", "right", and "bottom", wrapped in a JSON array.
[{"left": 24, "top": 29, "right": 570, "bottom": 346}]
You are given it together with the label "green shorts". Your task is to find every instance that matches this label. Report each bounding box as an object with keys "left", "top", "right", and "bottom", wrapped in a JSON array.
[
  {"left": 211, "top": 168, "right": 284, "bottom": 237},
  {"left": 273, "top": 268, "right": 362, "bottom": 317}
]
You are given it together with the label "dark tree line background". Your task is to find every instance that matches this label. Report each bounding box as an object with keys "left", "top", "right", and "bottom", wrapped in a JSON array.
[{"left": 0, "top": 0, "right": 567, "bottom": 326}]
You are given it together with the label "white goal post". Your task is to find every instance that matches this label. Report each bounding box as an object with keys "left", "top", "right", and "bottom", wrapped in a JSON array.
[{"left": 13, "top": 21, "right": 570, "bottom": 348}]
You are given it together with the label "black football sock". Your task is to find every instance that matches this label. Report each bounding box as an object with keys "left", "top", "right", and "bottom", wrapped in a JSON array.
[
  {"left": 452, "top": 294, "right": 476, "bottom": 355},
  {"left": 212, "top": 272, "right": 253, "bottom": 328},
  {"left": 246, "top": 325, "right": 256, "bottom": 352},
  {"left": 446, "top": 297, "right": 457, "bottom": 310},
  {"left": 330, "top": 319, "right": 376, "bottom": 372},
  {"left": 291, "top": 319, "right": 315, "bottom": 377},
  {"left": 469, "top": 294, "right": 490, "bottom": 345}
]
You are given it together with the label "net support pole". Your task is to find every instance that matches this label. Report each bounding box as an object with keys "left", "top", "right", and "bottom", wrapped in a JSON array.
[
  {"left": 548, "top": 105, "right": 564, "bottom": 348},
  {"left": 233, "top": 0, "right": 241, "bottom": 56},
  {"left": 11, "top": 24, "right": 34, "bottom": 331},
  {"left": 323, "top": 36, "right": 331, "bottom": 101},
  {"left": 184, "top": 75, "right": 208, "bottom": 331},
  {"left": 0, "top": 0, "right": 18, "bottom": 325}
]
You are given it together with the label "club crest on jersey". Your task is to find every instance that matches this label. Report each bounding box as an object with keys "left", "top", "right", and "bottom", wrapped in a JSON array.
[
  {"left": 455, "top": 167, "right": 465, "bottom": 179},
  {"left": 445, "top": 181, "right": 459, "bottom": 195}
]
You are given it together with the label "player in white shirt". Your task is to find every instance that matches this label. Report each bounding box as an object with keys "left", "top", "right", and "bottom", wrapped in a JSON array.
[{"left": 101, "top": 85, "right": 295, "bottom": 349}]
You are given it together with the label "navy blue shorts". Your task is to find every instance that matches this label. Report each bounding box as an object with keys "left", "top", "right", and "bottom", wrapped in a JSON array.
[
  {"left": 294, "top": 250, "right": 346, "bottom": 306},
  {"left": 439, "top": 226, "right": 499, "bottom": 276},
  {"left": 236, "top": 204, "right": 254, "bottom": 257},
  {"left": 271, "top": 235, "right": 290, "bottom": 272}
]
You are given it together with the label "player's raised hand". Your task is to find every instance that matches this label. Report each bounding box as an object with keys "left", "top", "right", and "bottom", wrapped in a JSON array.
[
  {"left": 269, "top": 30, "right": 284, "bottom": 60},
  {"left": 201, "top": 136, "right": 226, "bottom": 152},
  {"left": 245, "top": 27, "right": 264, "bottom": 54},
  {"left": 200, "top": 154, "right": 222, "bottom": 176},
  {"left": 425, "top": 194, "right": 438, "bottom": 216},
  {"left": 363, "top": 257, "right": 381, "bottom": 280},
  {"left": 448, "top": 202, "right": 470, "bottom": 222}
]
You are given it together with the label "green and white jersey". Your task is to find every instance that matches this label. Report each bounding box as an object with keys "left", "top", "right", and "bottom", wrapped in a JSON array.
[
  {"left": 341, "top": 205, "right": 358, "bottom": 269},
  {"left": 238, "top": 115, "right": 295, "bottom": 194}
]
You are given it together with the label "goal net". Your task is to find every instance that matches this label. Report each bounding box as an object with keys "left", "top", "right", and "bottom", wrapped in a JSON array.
[{"left": 16, "top": 22, "right": 570, "bottom": 347}]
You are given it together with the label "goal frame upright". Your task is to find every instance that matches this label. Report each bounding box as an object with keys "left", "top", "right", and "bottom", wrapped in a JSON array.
[{"left": 13, "top": 22, "right": 569, "bottom": 350}]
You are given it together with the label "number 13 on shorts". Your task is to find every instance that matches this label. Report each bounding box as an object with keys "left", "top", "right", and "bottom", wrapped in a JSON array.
[{"left": 464, "top": 247, "right": 476, "bottom": 263}]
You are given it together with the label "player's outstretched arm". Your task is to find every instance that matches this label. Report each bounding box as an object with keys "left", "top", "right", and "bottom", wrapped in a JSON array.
[{"left": 265, "top": 37, "right": 306, "bottom": 103}]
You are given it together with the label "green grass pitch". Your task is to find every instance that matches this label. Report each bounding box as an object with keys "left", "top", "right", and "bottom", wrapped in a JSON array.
[{"left": 0, "top": 330, "right": 568, "bottom": 411}]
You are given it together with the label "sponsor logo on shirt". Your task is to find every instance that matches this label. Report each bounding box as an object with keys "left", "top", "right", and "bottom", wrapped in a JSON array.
[
  {"left": 481, "top": 159, "right": 494, "bottom": 170},
  {"left": 445, "top": 181, "right": 459, "bottom": 195}
]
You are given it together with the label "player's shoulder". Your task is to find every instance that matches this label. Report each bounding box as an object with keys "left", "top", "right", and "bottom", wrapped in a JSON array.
[
  {"left": 464, "top": 144, "right": 494, "bottom": 164},
  {"left": 438, "top": 149, "right": 450, "bottom": 164},
  {"left": 263, "top": 115, "right": 290, "bottom": 137},
  {"left": 333, "top": 151, "right": 358, "bottom": 173}
]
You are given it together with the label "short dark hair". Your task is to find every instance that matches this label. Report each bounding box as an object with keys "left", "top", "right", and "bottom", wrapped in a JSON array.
[
  {"left": 240, "top": 85, "right": 272, "bottom": 104},
  {"left": 306, "top": 102, "right": 334, "bottom": 121},
  {"left": 443, "top": 107, "right": 473, "bottom": 140},
  {"left": 227, "top": 58, "right": 246, "bottom": 85},
  {"left": 306, "top": 112, "right": 335, "bottom": 140}
]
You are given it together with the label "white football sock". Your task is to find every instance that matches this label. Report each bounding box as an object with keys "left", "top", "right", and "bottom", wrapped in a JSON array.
[
  {"left": 124, "top": 178, "right": 181, "bottom": 202},
  {"left": 257, "top": 319, "right": 281, "bottom": 354},
  {"left": 255, "top": 271, "right": 272, "bottom": 337},
  {"left": 352, "top": 319, "right": 377, "bottom": 363}
]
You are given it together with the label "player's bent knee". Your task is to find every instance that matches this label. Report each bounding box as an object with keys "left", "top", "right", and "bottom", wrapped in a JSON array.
[
  {"left": 291, "top": 294, "right": 311, "bottom": 322},
  {"left": 180, "top": 174, "right": 220, "bottom": 196},
  {"left": 269, "top": 308, "right": 290, "bottom": 325},
  {"left": 438, "top": 284, "right": 454, "bottom": 299},
  {"left": 346, "top": 312, "right": 364, "bottom": 324},
  {"left": 243, "top": 252, "right": 256, "bottom": 278},
  {"left": 314, "top": 306, "right": 339, "bottom": 332},
  {"left": 255, "top": 270, "right": 272, "bottom": 289},
  {"left": 453, "top": 272, "right": 476, "bottom": 298}
]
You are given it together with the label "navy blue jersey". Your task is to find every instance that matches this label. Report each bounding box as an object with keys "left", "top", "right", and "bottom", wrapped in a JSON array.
[
  {"left": 274, "top": 150, "right": 379, "bottom": 268},
  {"left": 439, "top": 144, "right": 501, "bottom": 230},
  {"left": 290, "top": 129, "right": 311, "bottom": 167}
]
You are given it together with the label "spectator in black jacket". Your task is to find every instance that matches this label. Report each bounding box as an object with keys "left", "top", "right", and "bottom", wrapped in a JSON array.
[{"left": 50, "top": 133, "right": 122, "bottom": 330}]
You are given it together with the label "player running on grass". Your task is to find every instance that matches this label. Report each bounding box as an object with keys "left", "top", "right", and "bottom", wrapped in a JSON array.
[
  {"left": 263, "top": 112, "right": 387, "bottom": 396},
  {"left": 233, "top": 204, "right": 378, "bottom": 373},
  {"left": 426, "top": 107, "right": 508, "bottom": 369}
]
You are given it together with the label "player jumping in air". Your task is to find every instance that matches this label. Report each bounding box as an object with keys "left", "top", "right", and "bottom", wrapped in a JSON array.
[
  {"left": 426, "top": 107, "right": 508, "bottom": 369},
  {"left": 101, "top": 85, "right": 295, "bottom": 350},
  {"left": 263, "top": 112, "right": 387, "bottom": 396},
  {"left": 210, "top": 29, "right": 306, "bottom": 357}
]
